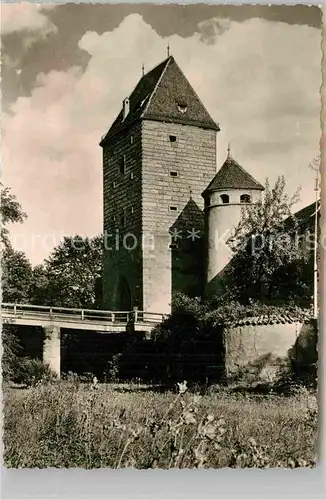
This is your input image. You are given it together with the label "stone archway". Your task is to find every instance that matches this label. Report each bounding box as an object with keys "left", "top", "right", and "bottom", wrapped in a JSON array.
[{"left": 116, "top": 275, "right": 132, "bottom": 310}]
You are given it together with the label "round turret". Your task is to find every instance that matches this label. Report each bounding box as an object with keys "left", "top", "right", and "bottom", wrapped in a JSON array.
[{"left": 202, "top": 146, "right": 264, "bottom": 295}]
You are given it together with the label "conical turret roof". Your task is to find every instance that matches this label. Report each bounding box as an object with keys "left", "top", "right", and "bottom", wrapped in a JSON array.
[{"left": 202, "top": 148, "right": 264, "bottom": 195}]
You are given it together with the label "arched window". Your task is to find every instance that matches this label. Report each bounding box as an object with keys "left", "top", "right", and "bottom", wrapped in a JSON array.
[
  {"left": 240, "top": 194, "right": 251, "bottom": 203},
  {"left": 220, "top": 194, "right": 229, "bottom": 204}
]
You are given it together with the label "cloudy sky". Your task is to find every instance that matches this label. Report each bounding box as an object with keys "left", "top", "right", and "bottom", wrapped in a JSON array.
[{"left": 1, "top": 3, "right": 322, "bottom": 265}]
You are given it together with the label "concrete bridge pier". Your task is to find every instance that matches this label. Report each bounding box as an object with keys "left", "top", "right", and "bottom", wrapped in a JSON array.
[{"left": 43, "top": 325, "right": 61, "bottom": 378}]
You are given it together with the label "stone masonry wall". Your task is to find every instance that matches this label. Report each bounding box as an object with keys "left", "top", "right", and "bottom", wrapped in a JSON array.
[
  {"left": 141, "top": 120, "right": 217, "bottom": 313},
  {"left": 102, "top": 119, "right": 218, "bottom": 313},
  {"left": 102, "top": 122, "right": 143, "bottom": 310},
  {"left": 223, "top": 321, "right": 316, "bottom": 383}
]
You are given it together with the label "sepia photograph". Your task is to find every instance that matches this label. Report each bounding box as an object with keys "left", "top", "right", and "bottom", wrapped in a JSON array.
[{"left": 1, "top": 2, "right": 322, "bottom": 471}]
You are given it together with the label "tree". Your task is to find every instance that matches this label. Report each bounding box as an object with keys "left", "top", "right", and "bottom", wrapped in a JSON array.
[
  {"left": 2, "top": 245, "right": 33, "bottom": 303},
  {"left": 31, "top": 235, "right": 103, "bottom": 309},
  {"left": 1, "top": 185, "right": 33, "bottom": 303},
  {"left": 28, "top": 264, "right": 50, "bottom": 305},
  {"left": 1, "top": 186, "right": 27, "bottom": 247},
  {"left": 1, "top": 186, "right": 31, "bottom": 380},
  {"left": 0, "top": 187, "right": 103, "bottom": 308},
  {"left": 225, "top": 176, "right": 311, "bottom": 304}
]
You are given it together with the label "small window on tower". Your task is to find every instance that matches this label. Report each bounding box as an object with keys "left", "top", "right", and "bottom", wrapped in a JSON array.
[
  {"left": 220, "top": 194, "right": 229, "bottom": 204},
  {"left": 119, "top": 156, "right": 126, "bottom": 175},
  {"left": 130, "top": 136, "right": 134, "bottom": 145},
  {"left": 120, "top": 210, "right": 126, "bottom": 227},
  {"left": 169, "top": 206, "right": 178, "bottom": 212},
  {"left": 169, "top": 135, "right": 177, "bottom": 143},
  {"left": 177, "top": 102, "right": 188, "bottom": 114},
  {"left": 240, "top": 194, "right": 251, "bottom": 203},
  {"left": 170, "top": 171, "right": 178, "bottom": 177},
  {"left": 112, "top": 181, "right": 117, "bottom": 189},
  {"left": 130, "top": 171, "right": 134, "bottom": 180}
]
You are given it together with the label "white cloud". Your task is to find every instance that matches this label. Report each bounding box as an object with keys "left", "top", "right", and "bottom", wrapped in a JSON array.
[
  {"left": 1, "top": 3, "right": 57, "bottom": 45},
  {"left": 2, "top": 13, "right": 321, "bottom": 264}
]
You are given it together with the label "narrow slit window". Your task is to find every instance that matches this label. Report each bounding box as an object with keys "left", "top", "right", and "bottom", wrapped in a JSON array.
[
  {"left": 119, "top": 156, "right": 126, "bottom": 175},
  {"left": 130, "top": 136, "right": 134, "bottom": 145},
  {"left": 170, "top": 171, "right": 178, "bottom": 177},
  {"left": 169, "top": 135, "right": 177, "bottom": 143},
  {"left": 130, "top": 172, "right": 134, "bottom": 180},
  {"left": 169, "top": 206, "right": 178, "bottom": 212},
  {"left": 120, "top": 210, "right": 126, "bottom": 227},
  {"left": 112, "top": 181, "right": 117, "bottom": 189}
]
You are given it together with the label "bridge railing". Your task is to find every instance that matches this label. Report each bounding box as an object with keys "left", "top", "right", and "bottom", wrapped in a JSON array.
[
  {"left": 134, "top": 311, "right": 168, "bottom": 323},
  {"left": 1, "top": 303, "right": 166, "bottom": 324}
]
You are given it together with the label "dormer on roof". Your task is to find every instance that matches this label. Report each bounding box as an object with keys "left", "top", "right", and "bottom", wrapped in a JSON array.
[{"left": 100, "top": 55, "right": 220, "bottom": 145}]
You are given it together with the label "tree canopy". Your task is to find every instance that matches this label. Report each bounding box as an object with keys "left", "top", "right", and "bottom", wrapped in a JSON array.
[
  {"left": 224, "top": 176, "right": 313, "bottom": 305},
  {"left": 1, "top": 185, "right": 103, "bottom": 309},
  {"left": 1, "top": 186, "right": 27, "bottom": 248},
  {"left": 2, "top": 246, "right": 33, "bottom": 303},
  {"left": 1, "top": 186, "right": 32, "bottom": 302},
  {"left": 30, "top": 235, "right": 103, "bottom": 309}
]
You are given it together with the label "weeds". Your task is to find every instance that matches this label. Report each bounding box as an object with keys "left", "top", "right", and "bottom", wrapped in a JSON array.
[{"left": 3, "top": 379, "right": 317, "bottom": 468}]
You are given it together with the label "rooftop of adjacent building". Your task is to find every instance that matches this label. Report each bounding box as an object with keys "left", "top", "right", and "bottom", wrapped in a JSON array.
[
  {"left": 283, "top": 198, "right": 320, "bottom": 232},
  {"left": 100, "top": 54, "right": 220, "bottom": 145}
]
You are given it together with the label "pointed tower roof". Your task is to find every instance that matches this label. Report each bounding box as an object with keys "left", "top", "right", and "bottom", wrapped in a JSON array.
[
  {"left": 100, "top": 56, "right": 219, "bottom": 144},
  {"left": 202, "top": 146, "right": 264, "bottom": 195}
]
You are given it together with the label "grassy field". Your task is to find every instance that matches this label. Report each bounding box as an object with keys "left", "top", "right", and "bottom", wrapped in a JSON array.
[{"left": 3, "top": 380, "right": 317, "bottom": 469}]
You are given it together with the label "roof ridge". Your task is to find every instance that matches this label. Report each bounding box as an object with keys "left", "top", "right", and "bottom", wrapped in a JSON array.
[
  {"left": 127, "top": 56, "right": 169, "bottom": 111},
  {"left": 141, "top": 56, "right": 172, "bottom": 119},
  {"left": 283, "top": 199, "right": 321, "bottom": 228},
  {"left": 100, "top": 57, "right": 170, "bottom": 144}
]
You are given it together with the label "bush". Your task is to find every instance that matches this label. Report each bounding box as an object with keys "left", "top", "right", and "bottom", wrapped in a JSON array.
[
  {"left": 172, "top": 293, "right": 207, "bottom": 317},
  {"left": 15, "top": 359, "right": 58, "bottom": 387},
  {"left": 2, "top": 326, "right": 22, "bottom": 382},
  {"left": 152, "top": 293, "right": 207, "bottom": 342},
  {"left": 104, "top": 353, "right": 122, "bottom": 382}
]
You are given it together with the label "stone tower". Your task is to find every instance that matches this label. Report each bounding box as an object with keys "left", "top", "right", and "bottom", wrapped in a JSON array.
[
  {"left": 100, "top": 56, "right": 220, "bottom": 314},
  {"left": 202, "top": 146, "right": 264, "bottom": 296}
]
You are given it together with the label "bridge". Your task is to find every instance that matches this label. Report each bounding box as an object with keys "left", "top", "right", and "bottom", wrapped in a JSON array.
[
  {"left": 1, "top": 303, "right": 165, "bottom": 332},
  {"left": 1, "top": 303, "right": 166, "bottom": 377}
]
